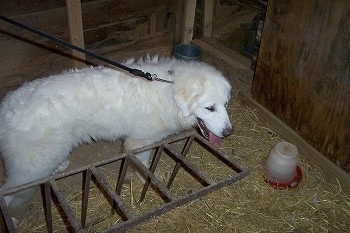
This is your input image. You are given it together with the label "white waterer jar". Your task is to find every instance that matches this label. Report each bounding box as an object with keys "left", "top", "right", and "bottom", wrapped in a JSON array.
[{"left": 265, "top": 141, "right": 299, "bottom": 183}]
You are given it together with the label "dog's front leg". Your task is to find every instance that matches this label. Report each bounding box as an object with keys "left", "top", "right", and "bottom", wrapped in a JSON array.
[
  {"left": 123, "top": 138, "right": 155, "bottom": 183},
  {"left": 123, "top": 138, "right": 154, "bottom": 168}
]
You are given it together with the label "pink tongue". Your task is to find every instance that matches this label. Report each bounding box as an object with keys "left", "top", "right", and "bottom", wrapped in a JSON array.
[{"left": 209, "top": 131, "right": 222, "bottom": 147}]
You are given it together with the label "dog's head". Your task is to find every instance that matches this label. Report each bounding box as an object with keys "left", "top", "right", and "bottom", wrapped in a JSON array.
[{"left": 173, "top": 63, "right": 232, "bottom": 147}]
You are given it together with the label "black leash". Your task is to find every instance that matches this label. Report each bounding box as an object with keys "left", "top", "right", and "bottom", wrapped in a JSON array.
[{"left": 0, "top": 14, "right": 174, "bottom": 84}]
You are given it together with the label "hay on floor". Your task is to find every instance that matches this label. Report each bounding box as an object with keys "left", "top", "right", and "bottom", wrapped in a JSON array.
[{"left": 15, "top": 95, "right": 350, "bottom": 233}]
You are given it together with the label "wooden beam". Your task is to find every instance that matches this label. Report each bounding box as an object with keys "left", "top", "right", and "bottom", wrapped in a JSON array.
[
  {"left": 149, "top": 12, "right": 157, "bottom": 34},
  {"left": 181, "top": 0, "right": 197, "bottom": 44},
  {"left": 202, "top": 0, "right": 213, "bottom": 37},
  {"left": 191, "top": 38, "right": 253, "bottom": 93},
  {"left": 66, "top": 0, "right": 86, "bottom": 68},
  {"left": 238, "top": 91, "right": 350, "bottom": 194},
  {"left": 192, "top": 38, "right": 252, "bottom": 70},
  {"left": 173, "top": 0, "right": 183, "bottom": 44}
]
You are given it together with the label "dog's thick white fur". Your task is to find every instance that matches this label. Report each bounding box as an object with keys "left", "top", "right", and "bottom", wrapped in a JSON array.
[{"left": 0, "top": 55, "right": 232, "bottom": 207}]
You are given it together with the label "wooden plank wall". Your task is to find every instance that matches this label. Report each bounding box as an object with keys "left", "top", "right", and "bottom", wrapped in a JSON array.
[
  {"left": 252, "top": 0, "right": 350, "bottom": 172},
  {"left": 0, "top": 0, "right": 174, "bottom": 96}
]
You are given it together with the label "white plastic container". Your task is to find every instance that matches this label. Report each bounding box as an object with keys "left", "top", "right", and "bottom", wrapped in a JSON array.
[{"left": 265, "top": 141, "right": 298, "bottom": 183}]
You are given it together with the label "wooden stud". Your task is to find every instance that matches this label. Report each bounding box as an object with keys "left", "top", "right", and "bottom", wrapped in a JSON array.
[
  {"left": 181, "top": 0, "right": 197, "bottom": 44},
  {"left": 149, "top": 12, "right": 157, "bottom": 34},
  {"left": 173, "top": 0, "right": 184, "bottom": 44},
  {"left": 202, "top": 0, "right": 213, "bottom": 37},
  {"left": 65, "top": 0, "right": 86, "bottom": 69}
]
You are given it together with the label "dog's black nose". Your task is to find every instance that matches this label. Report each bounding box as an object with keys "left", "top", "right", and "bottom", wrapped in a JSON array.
[{"left": 222, "top": 127, "right": 233, "bottom": 137}]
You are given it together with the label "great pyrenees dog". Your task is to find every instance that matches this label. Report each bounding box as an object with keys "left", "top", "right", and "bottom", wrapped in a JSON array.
[{"left": 0, "top": 55, "right": 232, "bottom": 208}]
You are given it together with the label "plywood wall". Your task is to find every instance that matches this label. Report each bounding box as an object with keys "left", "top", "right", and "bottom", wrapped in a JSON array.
[
  {"left": 252, "top": 0, "right": 350, "bottom": 172},
  {"left": 0, "top": 0, "right": 174, "bottom": 96}
]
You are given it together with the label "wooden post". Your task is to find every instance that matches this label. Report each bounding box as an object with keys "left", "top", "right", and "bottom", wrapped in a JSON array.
[
  {"left": 173, "top": 0, "right": 184, "bottom": 44},
  {"left": 149, "top": 12, "right": 157, "bottom": 34},
  {"left": 202, "top": 0, "right": 213, "bottom": 37},
  {"left": 181, "top": 0, "right": 197, "bottom": 44},
  {"left": 66, "top": 0, "right": 86, "bottom": 68}
]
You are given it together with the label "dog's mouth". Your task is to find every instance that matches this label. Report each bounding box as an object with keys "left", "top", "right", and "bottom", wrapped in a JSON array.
[{"left": 197, "top": 118, "right": 222, "bottom": 147}]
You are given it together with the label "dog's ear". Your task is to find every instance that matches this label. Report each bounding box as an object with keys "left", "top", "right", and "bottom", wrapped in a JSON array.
[{"left": 174, "top": 82, "right": 202, "bottom": 117}]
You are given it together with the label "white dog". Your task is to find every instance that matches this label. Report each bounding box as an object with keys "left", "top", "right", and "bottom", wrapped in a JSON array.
[{"left": 0, "top": 55, "right": 232, "bottom": 207}]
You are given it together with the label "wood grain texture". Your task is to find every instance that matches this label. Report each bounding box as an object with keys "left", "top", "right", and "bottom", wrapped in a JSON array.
[
  {"left": 0, "top": 0, "right": 65, "bottom": 16},
  {"left": 66, "top": 0, "right": 86, "bottom": 68},
  {"left": 182, "top": 0, "right": 197, "bottom": 43},
  {"left": 0, "top": 0, "right": 174, "bottom": 91},
  {"left": 239, "top": 92, "right": 350, "bottom": 194},
  {"left": 173, "top": 0, "right": 184, "bottom": 44},
  {"left": 202, "top": 0, "right": 214, "bottom": 37},
  {"left": 252, "top": 0, "right": 350, "bottom": 172}
]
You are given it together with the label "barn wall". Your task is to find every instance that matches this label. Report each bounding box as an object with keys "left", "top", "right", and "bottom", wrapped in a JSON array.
[
  {"left": 252, "top": 0, "right": 350, "bottom": 171},
  {"left": 0, "top": 0, "right": 174, "bottom": 96}
]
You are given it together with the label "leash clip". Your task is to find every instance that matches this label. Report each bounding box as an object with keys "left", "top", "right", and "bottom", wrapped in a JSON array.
[
  {"left": 129, "top": 69, "right": 174, "bottom": 83},
  {"left": 146, "top": 73, "right": 174, "bottom": 84}
]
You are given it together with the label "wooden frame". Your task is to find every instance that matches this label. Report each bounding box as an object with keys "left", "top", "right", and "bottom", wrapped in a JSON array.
[
  {"left": 65, "top": 0, "right": 86, "bottom": 68},
  {"left": 202, "top": 0, "right": 214, "bottom": 37},
  {"left": 179, "top": 0, "right": 214, "bottom": 43},
  {"left": 181, "top": 0, "right": 197, "bottom": 43}
]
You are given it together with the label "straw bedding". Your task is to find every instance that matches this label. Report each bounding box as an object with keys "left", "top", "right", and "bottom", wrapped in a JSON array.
[{"left": 14, "top": 93, "right": 349, "bottom": 232}]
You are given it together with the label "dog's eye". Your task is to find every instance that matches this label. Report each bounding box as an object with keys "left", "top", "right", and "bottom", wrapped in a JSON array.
[
  {"left": 225, "top": 101, "right": 228, "bottom": 107},
  {"left": 205, "top": 105, "right": 216, "bottom": 112}
]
